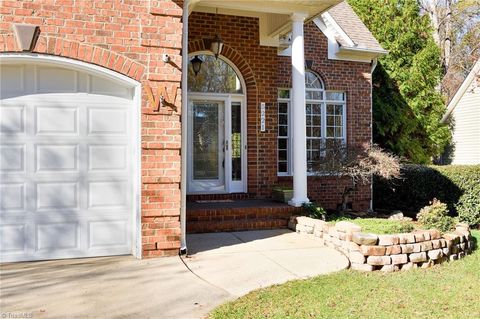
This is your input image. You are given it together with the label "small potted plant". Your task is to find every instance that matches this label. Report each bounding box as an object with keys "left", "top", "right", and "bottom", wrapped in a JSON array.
[{"left": 272, "top": 186, "right": 294, "bottom": 203}]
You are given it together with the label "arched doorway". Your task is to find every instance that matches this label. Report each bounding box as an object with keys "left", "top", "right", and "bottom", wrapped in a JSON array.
[{"left": 187, "top": 53, "right": 247, "bottom": 194}]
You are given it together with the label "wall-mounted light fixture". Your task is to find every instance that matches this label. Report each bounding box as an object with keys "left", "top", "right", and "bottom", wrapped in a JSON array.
[
  {"left": 190, "top": 55, "right": 203, "bottom": 76},
  {"left": 305, "top": 59, "right": 314, "bottom": 70},
  {"left": 210, "top": 34, "right": 224, "bottom": 59}
]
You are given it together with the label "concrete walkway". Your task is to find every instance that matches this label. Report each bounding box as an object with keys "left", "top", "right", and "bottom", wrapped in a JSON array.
[
  {"left": 1, "top": 230, "right": 349, "bottom": 319},
  {"left": 184, "top": 229, "right": 349, "bottom": 296}
]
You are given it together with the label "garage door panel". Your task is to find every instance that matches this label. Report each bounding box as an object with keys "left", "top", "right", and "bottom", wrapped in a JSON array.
[
  {"left": 88, "top": 181, "right": 129, "bottom": 209},
  {"left": 88, "top": 108, "right": 128, "bottom": 136},
  {"left": 36, "top": 106, "right": 79, "bottom": 135},
  {"left": 0, "top": 65, "right": 25, "bottom": 95},
  {"left": 90, "top": 75, "right": 132, "bottom": 99},
  {"left": 0, "top": 145, "right": 26, "bottom": 174},
  {"left": 36, "top": 182, "right": 79, "bottom": 211},
  {"left": 36, "top": 222, "right": 79, "bottom": 251},
  {"left": 0, "top": 105, "right": 26, "bottom": 135},
  {"left": 35, "top": 144, "right": 79, "bottom": 172},
  {"left": 88, "top": 220, "right": 129, "bottom": 249},
  {"left": 0, "top": 224, "right": 26, "bottom": 253},
  {"left": 36, "top": 67, "right": 77, "bottom": 93},
  {"left": 88, "top": 145, "right": 128, "bottom": 171},
  {"left": 0, "top": 183, "right": 26, "bottom": 213}
]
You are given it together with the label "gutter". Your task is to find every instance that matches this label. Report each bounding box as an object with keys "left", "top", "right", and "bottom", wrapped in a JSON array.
[
  {"left": 371, "top": 58, "right": 378, "bottom": 73},
  {"left": 339, "top": 45, "right": 388, "bottom": 56},
  {"left": 369, "top": 58, "right": 377, "bottom": 211}
]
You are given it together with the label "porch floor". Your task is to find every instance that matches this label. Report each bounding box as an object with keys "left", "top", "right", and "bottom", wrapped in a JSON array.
[{"left": 186, "top": 199, "right": 303, "bottom": 233}]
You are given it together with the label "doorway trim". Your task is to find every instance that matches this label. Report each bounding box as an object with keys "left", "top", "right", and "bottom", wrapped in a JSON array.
[{"left": 187, "top": 52, "right": 248, "bottom": 195}]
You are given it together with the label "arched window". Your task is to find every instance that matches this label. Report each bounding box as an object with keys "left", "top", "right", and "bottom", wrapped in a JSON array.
[
  {"left": 305, "top": 71, "right": 324, "bottom": 89},
  {"left": 188, "top": 54, "right": 243, "bottom": 94},
  {"left": 305, "top": 71, "right": 324, "bottom": 171},
  {"left": 277, "top": 71, "right": 346, "bottom": 175}
]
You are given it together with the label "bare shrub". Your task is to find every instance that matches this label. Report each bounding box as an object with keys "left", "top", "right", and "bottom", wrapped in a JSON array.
[{"left": 311, "top": 141, "right": 401, "bottom": 211}]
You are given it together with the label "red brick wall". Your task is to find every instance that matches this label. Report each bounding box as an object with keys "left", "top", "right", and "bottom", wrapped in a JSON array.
[
  {"left": 189, "top": 15, "right": 373, "bottom": 211},
  {"left": 189, "top": 12, "right": 279, "bottom": 197},
  {"left": 0, "top": 0, "right": 184, "bottom": 257}
]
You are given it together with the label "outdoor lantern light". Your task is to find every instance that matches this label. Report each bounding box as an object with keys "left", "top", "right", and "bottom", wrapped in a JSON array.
[
  {"left": 210, "top": 34, "right": 224, "bottom": 59},
  {"left": 190, "top": 55, "right": 203, "bottom": 76}
]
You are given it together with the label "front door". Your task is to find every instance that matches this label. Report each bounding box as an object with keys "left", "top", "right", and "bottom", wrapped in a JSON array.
[{"left": 187, "top": 98, "right": 246, "bottom": 194}]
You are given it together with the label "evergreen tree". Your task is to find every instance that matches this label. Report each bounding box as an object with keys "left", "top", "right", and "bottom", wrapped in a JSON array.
[{"left": 348, "top": 0, "right": 451, "bottom": 163}]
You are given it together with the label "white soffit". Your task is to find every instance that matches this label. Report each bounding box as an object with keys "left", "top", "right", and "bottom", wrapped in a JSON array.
[
  {"left": 190, "top": 0, "right": 342, "bottom": 46},
  {"left": 314, "top": 14, "right": 387, "bottom": 62}
]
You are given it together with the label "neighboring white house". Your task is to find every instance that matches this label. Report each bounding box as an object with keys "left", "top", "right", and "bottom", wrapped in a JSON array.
[{"left": 441, "top": 60, "right": 480, "bottom": 164}]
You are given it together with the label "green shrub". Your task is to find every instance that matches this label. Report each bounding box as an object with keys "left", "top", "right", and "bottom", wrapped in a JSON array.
[
  {"left": 456, "top": 187, "right": 480, "bottom": 226},
  {"left": 302, "top": 203, "right": 326, "bottom": 220},
  {"left": 417, "top": 199, "right": 456, "bottom": 233},
  {"left": 374, "top": 165, "right": 480, "bottom": 225}
]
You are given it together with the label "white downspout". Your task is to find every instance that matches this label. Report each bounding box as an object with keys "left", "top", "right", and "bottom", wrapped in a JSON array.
[
  {"left": 369, "top": 58, "right": 377, "bottom": 212},
  {"left": 180, "top": 0, "right": 189, "bottom": 254}
]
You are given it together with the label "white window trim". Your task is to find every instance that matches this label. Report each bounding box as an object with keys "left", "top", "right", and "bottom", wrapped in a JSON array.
[{"left": 277, "top": 88, "right": 347, "bottom": 176}]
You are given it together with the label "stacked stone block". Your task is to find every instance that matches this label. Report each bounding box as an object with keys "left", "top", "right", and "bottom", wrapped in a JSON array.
[{"left": 289, "top": 216, "right": 475, "bottom": 272}]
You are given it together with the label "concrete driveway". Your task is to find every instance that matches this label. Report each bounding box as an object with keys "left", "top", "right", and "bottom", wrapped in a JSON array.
[
  {"left": 1, "top": 230, "right": 349, "bottom": 319},
  {"left": 1, "top": 255, "right": 231, "bottom": 319}
]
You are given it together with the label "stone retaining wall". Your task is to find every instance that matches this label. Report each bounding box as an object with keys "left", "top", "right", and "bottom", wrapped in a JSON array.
[{"left": 289, "top": 217, "right": 475, "bottom": 272}]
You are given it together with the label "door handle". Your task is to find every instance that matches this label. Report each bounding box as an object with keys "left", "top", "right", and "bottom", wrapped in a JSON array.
[{"left": 225, "top": 140, "right": 228, "bottom": 151}]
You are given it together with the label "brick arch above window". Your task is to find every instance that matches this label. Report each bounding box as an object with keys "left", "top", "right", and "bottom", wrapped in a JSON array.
[
  {"left": 188, "top": 39, "right": 257, "bottom": 88},
  {"left": 1, "top": 34, "right": 145, "bottom": 81}
]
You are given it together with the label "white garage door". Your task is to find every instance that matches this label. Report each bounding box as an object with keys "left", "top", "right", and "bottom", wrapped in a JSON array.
[{"left": 0, "top": 59, "right": 138, "bottom": 262}]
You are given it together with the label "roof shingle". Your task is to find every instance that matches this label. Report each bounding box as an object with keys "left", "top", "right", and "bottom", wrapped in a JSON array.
[{"left": 328, "top": 1, "right": 385, "bottom": 52}]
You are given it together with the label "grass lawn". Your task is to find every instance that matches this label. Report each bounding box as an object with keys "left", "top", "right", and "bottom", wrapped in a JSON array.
[
  {"left": 328, "top": 217, "right": 416, "bottom": 234},
  {"left": 210, "top": 230, "right": 480, "bottom": 319}
]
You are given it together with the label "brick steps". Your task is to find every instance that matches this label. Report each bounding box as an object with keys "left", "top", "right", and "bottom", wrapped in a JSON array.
[
  {"left": 187, "top": 218, "right": 289, "bottom": 233},
  {"left": 186, "top": 193, "right": 252, "bottom": 201},
  {"left": 186, "top": 201, "right": 302, "bottom": 233}
]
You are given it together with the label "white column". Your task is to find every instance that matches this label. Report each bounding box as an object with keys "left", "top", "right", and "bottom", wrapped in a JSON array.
[{"left": 288, "top": 13, "right": 309, "bottom": 207}]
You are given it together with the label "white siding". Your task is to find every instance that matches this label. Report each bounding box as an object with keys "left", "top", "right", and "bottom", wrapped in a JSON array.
[{"left": 451, "top": 81, "right": 480, "bottom": 164}]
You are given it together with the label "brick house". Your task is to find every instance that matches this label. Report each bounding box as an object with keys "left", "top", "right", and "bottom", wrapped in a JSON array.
[{"left": 0, "top": 0, "right": 386, "bottom": 262}]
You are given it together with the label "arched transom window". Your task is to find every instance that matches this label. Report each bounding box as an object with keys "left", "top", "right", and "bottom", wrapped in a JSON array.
[
  {"left": 188, "top": 54, "right": 243, "bottom": 94},
  {"left": 277, "top": 71, "right": 347, "bottom": 175}
]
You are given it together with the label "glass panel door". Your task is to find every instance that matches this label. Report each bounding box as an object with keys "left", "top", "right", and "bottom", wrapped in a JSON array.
[
  {"left": 188, "top": 100, "right": 225, "bottom": 193},
  {"left": 227, "top": 101, "right": 245, "bottom": 193},
  {"left": 187, "top": 97, "right": 246, "bottom": 194},
  {"left": 231, "top": 102, "right": 242, "bottom": 181}
]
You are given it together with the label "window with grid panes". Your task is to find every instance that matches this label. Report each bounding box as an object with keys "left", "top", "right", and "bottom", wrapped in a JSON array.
[
  {"left": 277, "top": 71, "right": 346, "bottom": 175},
  {"left": 277, "top": 89, "right": 290, "bottom": 175}
]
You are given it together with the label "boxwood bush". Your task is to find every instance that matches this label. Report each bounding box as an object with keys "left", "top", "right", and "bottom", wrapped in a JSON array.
[
  {"left": 374, "top": 165, "right": 480, "bottom": 226},
  {"left": 417, "top": 199, "right": 456, "bottom": 233}
]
